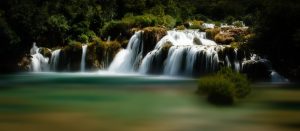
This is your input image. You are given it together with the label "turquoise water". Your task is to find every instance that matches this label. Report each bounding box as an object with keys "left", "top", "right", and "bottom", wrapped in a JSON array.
[
  {"left": 0, "top": 72, "right": 195, "bottom": 87},
  {"left": 0, "top": 73, "right": 299, "bottom": 131}
]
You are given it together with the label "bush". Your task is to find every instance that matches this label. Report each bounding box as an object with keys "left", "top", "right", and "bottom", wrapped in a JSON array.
[
  {"left": 198, "top": 75, "right": 235, "bottom": 105},
  {"left": 78, "top": 34, "right": 88, "bottom": 43},
  {"left": 176, "top": 25, "right": 186, "bottom": 30},
  {"left": 187, "top": 20, "right": 204, "bottom": 29},
  {"left": 233, "top": 21, "right": 245, "bottom": 27},
  {"left": 197, "top": 68, "right": 250, "bottom": 105},
  {"left": 101, "top": 21, "right": 130, "bottom": 40},
  {"left": 217, "top": 67, "right": 250, "bottom": 98}
]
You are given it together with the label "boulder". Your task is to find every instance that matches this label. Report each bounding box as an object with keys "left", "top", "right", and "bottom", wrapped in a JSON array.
[
  {"left": 142, "top": 27, "right": 167, "bottom": 56},
  {"left": 242, "top": 59, "right": 272, "bottom": 80},
  {"left": 214, "top": 33, "right": 235, "bottom": 45},
  {"left": 205, "top": 28, "right": 221, "bottom": 40}
]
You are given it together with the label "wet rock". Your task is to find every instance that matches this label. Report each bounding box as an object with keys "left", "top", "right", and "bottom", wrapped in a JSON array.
[{"left": 242, "top": 59, "right": 272, "bottom": 80}]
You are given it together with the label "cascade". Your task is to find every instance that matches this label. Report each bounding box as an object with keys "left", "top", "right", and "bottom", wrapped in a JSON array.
[
  {"left": 50, "top": 49, "right": 61, "bottom": 71},
  {"left": 27, "top": 29, "right": 288, "bottom": 82},
  {"left": 81, "top": 44, "right": 88, "bottom": 72},
  {"left": 138, "top": 30, "right": 239, "bottom": 76},
  {"left": 30, "top": 43, "right": 50, "bottom": 72},
  {"left": 108, "top": 31, "right": 143, "bottom": 72}
]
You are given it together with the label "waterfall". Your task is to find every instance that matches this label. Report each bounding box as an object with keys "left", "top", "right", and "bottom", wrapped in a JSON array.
[
  {"left": 155, "top": 30, "right": 216, "bottom": 48},
  {"left": 30, "top": 43, "right": 50, "bottom": 72},
  {"left": 234, "top": 48, "right": 241, "bottom": 71},
  {"left": 27, "top": 29, "right": 286, "bottom": 81},
  {"left": 139, "top": 30, "right": 222, "bottom": 76},
  {"left": 164, "top": 46, "right": 188, "bottom": 75},
  {"left": 81, "top": 44, "right": 88, "bottom": 72},
  {"left": 109, "top": 31, "right": 143, "bottom": 72},
  {"left": 50, "top": 49, "right": 61, "bottom": 71}
]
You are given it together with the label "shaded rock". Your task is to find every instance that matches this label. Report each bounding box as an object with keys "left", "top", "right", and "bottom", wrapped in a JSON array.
[
  {"left": 59, "top": 41, "right": 82, "bottom": 71},
  {"left": 17, "top": 54, "right": 31, "bottom": 71},
  {"left": 242, "top": 59, "right": 272, "bottom": 80}
]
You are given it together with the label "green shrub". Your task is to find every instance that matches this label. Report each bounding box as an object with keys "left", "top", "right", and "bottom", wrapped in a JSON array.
[
  {"left": 176, "top": 25, "right": 186, "bottom": 30},
  {"left": 78, "top": 34, "right": 88, "bottom": 43},
  {"left": 187, "top": 20, "right": 204, "bottom": 29},
  {"left": 198, "top": 75, "right": 235, "bottom": 105},
  {"left": 159, "top": 15, "right": 176, "bottom": 28},
  {"left": 217, "top": 67, "right": 250, "bottom": 98},
  {"left": 233, "top": 21, "right": 244, "bottom": 27},
  {"left": 101, "top": 21, "right": 130, "bottom": 40},
  {"left": 197, "top": 67, "right": 250, "bottom": 105}
]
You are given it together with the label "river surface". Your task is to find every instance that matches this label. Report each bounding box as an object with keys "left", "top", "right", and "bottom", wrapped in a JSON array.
[{"left": 0, "top": 72, "right": 299, "bottom": 131}]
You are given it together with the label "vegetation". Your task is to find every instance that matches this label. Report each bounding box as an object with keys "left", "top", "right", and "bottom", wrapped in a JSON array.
[{"left": 198, "top": 68, "right": 250, "bottom": 105}]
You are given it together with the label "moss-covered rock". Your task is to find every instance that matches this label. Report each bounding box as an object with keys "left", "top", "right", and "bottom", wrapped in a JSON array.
[
  {"left": 142, "top": 27, "right": 167, "bottom": 56},
  {"left": 59, "top": 41, "right": 82, "bottom": 71},
  {"left": 205, "top": 28, "right": 221, "bottom": 40},
  {"left": 214, "top": 33, "right": 235, "bottom": 45},
  {"left": 161, "top": 41, "right": 173, "bottom": 55},
  {"left": 176, "top": 25, "right": 186, "bottom": 30},
  {"left": 193, "top": 37, "right": 202, "bottom": 45},
  {"left": 39, "top": 47, "right": 52, "bottom": 58},
  {"left": 101, "top": 40, "right": 122, "bottom": 67},
  {"left": 85, "top": 42, "right": 99, "bottom": 70}
]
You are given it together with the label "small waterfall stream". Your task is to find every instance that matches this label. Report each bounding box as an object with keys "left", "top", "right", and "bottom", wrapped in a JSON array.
[
  {"left": 81, "top": 44, "right": 88, "bottom": 72},
  {"left": 108, "top": 31, "right": 143, "bottom": 72},
  {"left": 30, "top": 43, "right": 50, "bottom": 72},
  {"left": 50, "top": 49, "right": 61, "bottom": 71}
]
